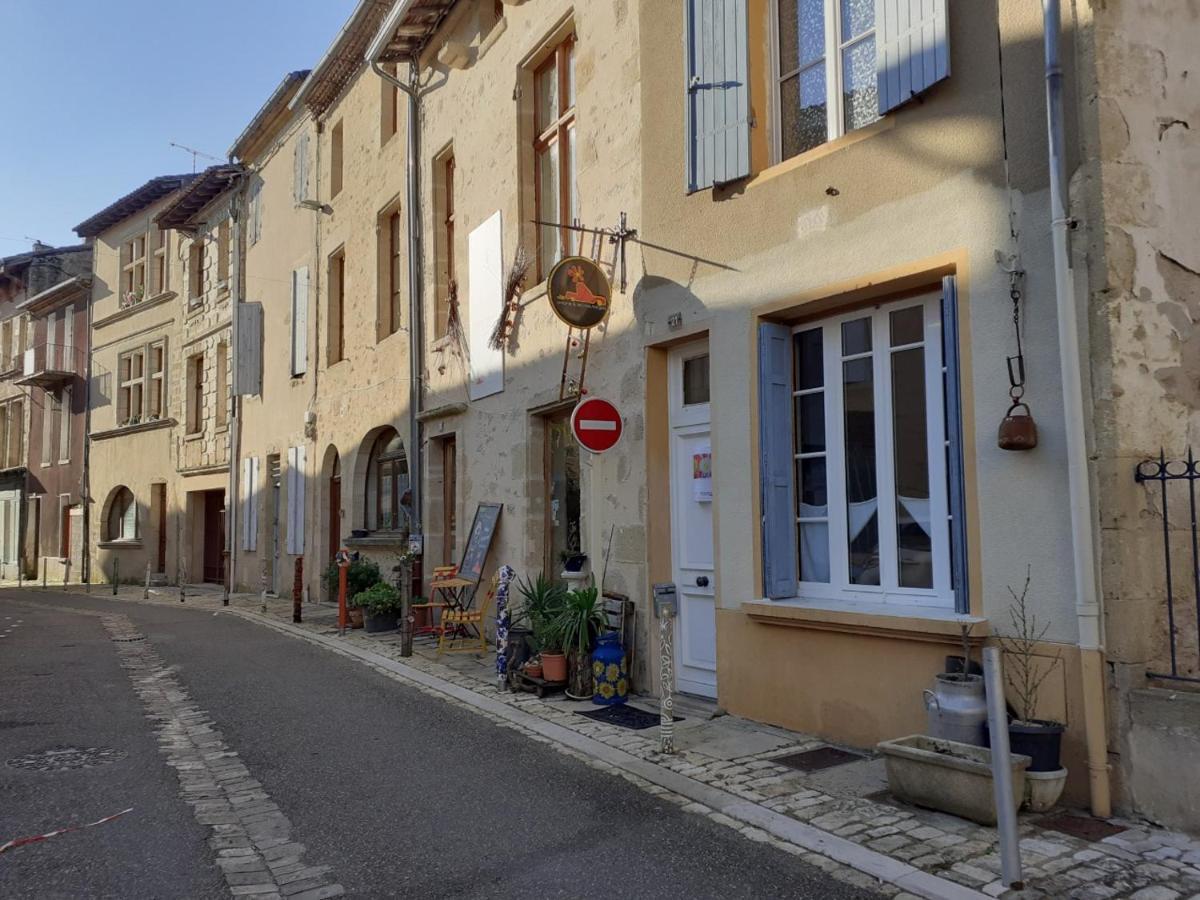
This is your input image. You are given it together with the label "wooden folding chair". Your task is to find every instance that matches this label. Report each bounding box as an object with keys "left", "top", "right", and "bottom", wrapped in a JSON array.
[{"left": 438, "top": 572, "right": 499, "bottom": 654}]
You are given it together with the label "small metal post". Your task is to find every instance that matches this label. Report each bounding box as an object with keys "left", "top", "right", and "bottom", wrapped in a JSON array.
[
  {"left": 62, "top": 558, "right": 71, "bottom": 590},
  {"left": 659, "top": 608, "right": 676, "bottom": 754},
  {"left": 17, "top": 558, "right": 22, "bottom": 589},
  {"left": 144, "top": 561, "right": 151, "bottom": 600},
  {"left": 983, "top": 646, "right": 1024, "bottom": 889},
  {"left": 110, "top": 558, "right": 117, "bottom": 595},
  {"left": 292, "top": 556, "right": 303, "bottom": 624},
  {"left": 336, "top": 549, "right": 349, "bottom": 636},
  {"left": 43, "top": 558, "right": 48, "bottom": 590},
  {"left": 399, "top": 559, "right": 413, "bottom": 658},
  {"left": 179, "top": 581, "right": 186, "bottom": 603}
]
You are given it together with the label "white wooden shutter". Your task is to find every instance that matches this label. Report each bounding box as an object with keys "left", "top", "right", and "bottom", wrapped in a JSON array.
[
  {"left": 62, "top": 309, "right": 74, "bottom": 370},
  {"left": 685, "top": 0, "right": 751, "bottom": 192},
  {"left": 291, "top": 268, "right": 308, "bottom": 377},
  {"left": 123, "top": 492, "right": 138, "bottom": 540},
  {"left": 235, "top": 302, "right": 263, "bottom": 396},
  {"left": 759, "top": 322, "right": 798, "bottom": 599},
  {"left": 293, "top": 132, "right": 309, "bottom": 204},
  {"left": 876, "top": 0, "right": 950, "bottom": 115},
  {"left": 286, "top": 445, "right": 306, "bottom": 555},
  {"left": 242, "top": 457, "right": 259, "bottom": 551}
]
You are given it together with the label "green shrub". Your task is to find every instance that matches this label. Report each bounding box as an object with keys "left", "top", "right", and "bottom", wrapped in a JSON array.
[
  {"left": 352, "top": 581, "right": 401, "bottom": 615},
  {"left": 323, "top": 557, "right": 381, "bottom": 601}
]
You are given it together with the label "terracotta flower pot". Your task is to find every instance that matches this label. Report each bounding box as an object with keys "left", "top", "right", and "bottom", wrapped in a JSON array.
[
  {"left": 541, "top": 652, "right": 567, "bottom": 683},
  {"left": 524, "top": 663, "right": 544, "bottom": 680}
]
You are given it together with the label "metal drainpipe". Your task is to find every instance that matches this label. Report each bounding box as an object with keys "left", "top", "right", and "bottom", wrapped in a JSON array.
[
  {"left": 372, "top": 57, "right": 424, "bottom": 538},
  {"left": 1042, "top": 0, "right": 1112, "bottom": 818},
  {"left": 226, "top": 177, "right": 245, "bottom": 602},
  {"left": 81, "top": 276, "right": 94, "bottom": 584}
]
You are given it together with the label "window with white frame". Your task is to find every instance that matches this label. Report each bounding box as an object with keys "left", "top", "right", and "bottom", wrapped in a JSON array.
[
  {"left": 532, "top": 34, "right": 578, "bottom": 279},
  {"left": 106, "top": 486, "right": 138, "bottom": 542},
  {"left": 152, "top": 227, "right": 170, "bottom": 294},
  {"left": 122, "top": 235, "right": 147, "bottom": 301},
  {"left": 117, "top": 339, "right": 166, "bottom": 426},
  {"left": 790, "top": 293, "right": 954, "bottom": 607},
  {"left": 774, "top": 0, "right": 879, "bottom": 162}
]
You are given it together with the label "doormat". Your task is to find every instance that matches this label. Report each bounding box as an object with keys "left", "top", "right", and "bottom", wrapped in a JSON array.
[
  {"left": 1039, "top": 813, "right": 1126, "bottom": 842},
  {"left": 576, "top": 705, "right": 681, "bottom": 731},
  {"left": 769, "top": 746, "right": 864, "bottom": 773}
]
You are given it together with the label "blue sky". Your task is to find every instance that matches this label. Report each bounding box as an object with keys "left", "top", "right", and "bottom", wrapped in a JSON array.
[{"left": 0, "top": 0, "right": 358, "bottom": 252}]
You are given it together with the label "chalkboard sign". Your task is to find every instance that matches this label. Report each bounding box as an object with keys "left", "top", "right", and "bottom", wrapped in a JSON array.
[{"left": 458, "top": 503, "right": 502, "bottom": 585}]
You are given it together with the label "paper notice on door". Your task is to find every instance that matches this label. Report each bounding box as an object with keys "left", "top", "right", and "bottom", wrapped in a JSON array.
[{"left": 692, "top": 443, "right": 712, "bottom": 502}]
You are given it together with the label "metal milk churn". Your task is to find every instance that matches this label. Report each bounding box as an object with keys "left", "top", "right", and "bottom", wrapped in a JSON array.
[{"left": 924, "top": 673, "right": 988, "bottom": 746}]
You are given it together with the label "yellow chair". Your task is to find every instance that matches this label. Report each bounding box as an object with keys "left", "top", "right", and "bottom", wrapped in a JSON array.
[{"left": 437, "top": 572, "right": 498, "bottom": 654}]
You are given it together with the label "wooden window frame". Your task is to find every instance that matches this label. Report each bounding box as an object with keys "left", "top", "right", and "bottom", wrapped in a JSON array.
[
  {"left": 217, "top": 221, "right": 230, "bottom": 287},
  {"left": 770, "top": 0, "right": 879, "bottom": 164},
  {"left": 122, "top": 235, "right": 146, "bottom": 298},
  {"left": 328, "top": 248, "right": 346, "bottom": 364},
  {"left": 186, "top": 352, "right": 205, "bottom": 435},
  {"left": 152, "top": 228, "right": 169, "bottom": 294},
  {"left": 533, "top": 36, "right": 577, "bottom": 280},
  {"left": 215, "top": 342, "right": 228, "bottom": 430},
  {"left": 369, "top": 433, "right": 409, "bottom": 533},
  {"left": 330, "top": 120, "right": 345, "bottom": 198},
  {"left": 118, "top": 339, "right": 166, "bottom": 426},
  {"left": 188, "top": 239, "right": 205, "bottom": 306}
]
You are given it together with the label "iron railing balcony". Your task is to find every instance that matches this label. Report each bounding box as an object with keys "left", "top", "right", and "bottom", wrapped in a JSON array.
[{"left": 17, "top": 343, "right": 81, "bottom": 389}]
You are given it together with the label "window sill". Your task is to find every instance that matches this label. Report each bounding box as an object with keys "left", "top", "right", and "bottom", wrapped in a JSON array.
[
  {"left": 98, "top": 540, "right": 142, "bottom": 550},
  {"left": 745, "top": 117, "right": 895, "bottom": 192},
  {"left": 184, "top": 431, "right": 204, "bottom": 442},
  {"left": 345, "top": 532, "right": 409, "bottom": 549},
  {"left": 93, "top": 290, "right": 176, "bottom": 329},
  {"left": 742, "top": 597, "right": 987, "bottom": 645},
  {"left": 91, "top": 417, "right": 177, "bottom": 441}
]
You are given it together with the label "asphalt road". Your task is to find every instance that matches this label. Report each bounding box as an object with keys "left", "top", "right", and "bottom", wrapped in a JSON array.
[{"left": 0, "top": 590, "right": 883, "bottom": 899}]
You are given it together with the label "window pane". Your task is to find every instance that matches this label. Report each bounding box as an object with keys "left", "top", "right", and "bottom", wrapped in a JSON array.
[
  {"left": 380, "top": 468, "right": 393, "bottom": 529},
  {"left": 536, "top": 60, "right": 558, "bottom": 132},
  {"left": 841, "top": 317, "right": 872, "bottom": 355},
  {"left": 842, "top": 36, "right": 879, "bottom": 133},
  {"left": 537, "top": 142, "right": 560, "bottom": 273},
  {"left": 780, "top": 66, "right": 828, "bottom": 159},
  {"left": 778, "top": 0, "right": 825, "bottom": 72},
  {"left": 793, "top": 327, "right": 823, "bottom": 389},
  {"left": 794, "top": 392, "right": 826, "bottom": 453},
  {"left": 892, "top": 346, "right": 933, "bottom": 588},
  {"left": 839, "top": 0, "right": 874, "bottom": 40},
  {"left": 799, "top": 522, "right": 830, "bottom": 583},
  {"left": 567, "top": 123, "right": 578, "bottom": 225},
  {"left": 843, "top": 356, "right": 879, "bottom": 585},
  {"left": 797, "top": 457, "right": 827, "bottom": 511},
  {"left": 682, "top": 355, "right": 710, "bottom": 405},
  {"left": 889, "top": 306, "right": 923, "bottom": 346}
]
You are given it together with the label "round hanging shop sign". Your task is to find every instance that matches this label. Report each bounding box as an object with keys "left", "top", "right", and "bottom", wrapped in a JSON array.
[
  {"left": 547, "top": 256, "right": 612, "bottom": 329},
  {"left": 571, "top": 397, "right": 624, "bottom": 454}
]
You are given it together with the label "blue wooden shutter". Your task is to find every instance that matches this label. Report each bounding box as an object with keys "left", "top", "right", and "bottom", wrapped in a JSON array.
[
  {"left": 876, "top": 0, "right": 950, "bottom": 115},
  {"left": 759, "top": 322, "right": 798, "bottom": 599},
  {"left": 942, "top": 275, "right": 969, "bottom": 613},
  {"left": 685, "top": 0, "right": 751, "bottom": 192}
]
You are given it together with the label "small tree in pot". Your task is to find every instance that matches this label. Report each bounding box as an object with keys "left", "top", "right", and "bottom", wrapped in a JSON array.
[
  {"left": 997, "top": 568, "right": 1066, "bottom": 807},
  {"left": 517, "top": 574, "right": 567, "bottom": 682},
  {"left": 556, "top": 583, "right": 607, "bottom": 699}
]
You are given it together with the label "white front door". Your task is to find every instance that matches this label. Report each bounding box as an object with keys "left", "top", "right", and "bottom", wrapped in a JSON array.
[{"left": 668, "top": 341, "right": 717, "bottom": 698}]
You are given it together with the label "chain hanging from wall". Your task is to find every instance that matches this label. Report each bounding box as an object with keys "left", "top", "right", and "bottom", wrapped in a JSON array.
[{"left": 997, "top": 270, "right": 1039, "bottom": 451}]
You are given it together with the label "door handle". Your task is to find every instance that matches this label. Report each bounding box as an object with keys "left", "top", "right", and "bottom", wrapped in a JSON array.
[{"left": 696, "top": 576, "right": 709, "bottom": 588}]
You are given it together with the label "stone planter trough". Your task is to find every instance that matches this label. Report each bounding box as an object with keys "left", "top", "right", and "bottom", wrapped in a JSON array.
[{"left": 877, "top": 734, "right": 1031, "bottom": 826}]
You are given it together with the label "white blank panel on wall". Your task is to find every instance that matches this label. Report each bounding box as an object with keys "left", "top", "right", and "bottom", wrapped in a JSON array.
[{"left": 467, "top": 210, "right": 504, "bottom": 401}]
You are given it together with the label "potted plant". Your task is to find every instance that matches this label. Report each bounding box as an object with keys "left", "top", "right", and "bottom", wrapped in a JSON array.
[
  {"left": 323, "top": 556, "right": 381, "bottom": 604},
  {"left": 355, "top": 581, "right": 402, "bottom": 633},
  {"left": 997, "top": 567, "right": 1067, "bottom": 809},
  {"left": 345, "top": 592, "right": 365, "bottom": 629},
  {"left": 514, "top": 574, "right": 566, "bottom": 680},
  {"left": 556, "top": 583, "right": 607, "bottom": 699},
  {"left": 923, "top": 623, "right": 987, "bottom": 746}
]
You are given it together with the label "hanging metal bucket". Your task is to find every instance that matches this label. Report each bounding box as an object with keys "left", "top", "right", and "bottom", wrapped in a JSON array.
[{"left": 998, "top": 401, "right": 1038, "bottom": 451}]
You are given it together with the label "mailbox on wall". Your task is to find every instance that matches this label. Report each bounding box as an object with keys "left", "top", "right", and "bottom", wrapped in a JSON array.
[{"left": 652, "top": 582, "right": 677, "bottom": 619}]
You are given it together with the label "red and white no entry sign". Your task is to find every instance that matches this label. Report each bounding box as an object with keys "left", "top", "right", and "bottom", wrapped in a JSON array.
[{"left": 570, "top": 397, "right": 624, "bottom": 454}]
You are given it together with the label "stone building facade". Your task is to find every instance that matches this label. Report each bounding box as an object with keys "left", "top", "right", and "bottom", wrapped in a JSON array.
[
  {"left": 63, "top": 0, "right": 1199, "bottom": 831},
  {"left": 0, "top": 243, "right": 92, "bottom": 580}
]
